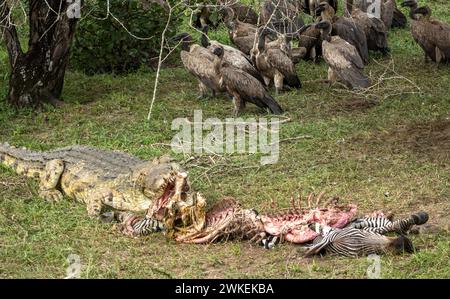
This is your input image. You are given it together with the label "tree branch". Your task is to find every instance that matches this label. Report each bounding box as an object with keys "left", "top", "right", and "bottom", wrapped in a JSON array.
[{"left": 0, "top": 0, "right": 23, "bottom": 68}]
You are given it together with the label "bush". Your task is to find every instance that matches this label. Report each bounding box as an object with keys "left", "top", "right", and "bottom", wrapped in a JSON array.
[{"left": 70, "top": 0, "right": 180, "bottom": 74}]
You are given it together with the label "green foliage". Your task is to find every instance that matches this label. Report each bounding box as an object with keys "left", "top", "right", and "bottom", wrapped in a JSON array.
[{"left": 70, "top": 0, "right": 181, "bottom": 74}]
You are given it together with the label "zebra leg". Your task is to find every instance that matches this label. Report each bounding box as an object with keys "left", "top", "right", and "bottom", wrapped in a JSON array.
[
  {"left": 114, "top": 212, "right": 164, "bottom": 236},
  {"left": 260, "top": 235, "right": 281, "bottom": 249}
]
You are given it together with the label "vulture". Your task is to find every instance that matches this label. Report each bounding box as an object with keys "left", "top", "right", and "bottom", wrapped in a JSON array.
[
  {"left": 392, "top": 6, "right": 407, "bottom": 28},
  {"left": 194, "top": 6, "right": 215, "bottom": 29},
  {"left": 316, "top": 2, "right": 369, "bottom": 64},
  {"left": 297, "top": 23, "right": 323, "bottom": 62},
  {"left": 260, "top": 0, "right": 305, "bottom": 39},
  {"left": 210, "top": 45, "right": 284, "bottom": 116},
  {"left": 345, "top": 0, "right": 406, "bottom": 29},
  {"left": 351, "top": 8, "right": 390, "bottom": 55},
  {"left": 302, "top": 0, "right": 338, "bottom": 16},
  {"left": 174, "top": 33, "right": 224, "bottom": 99},
  {"left": 219, "top": 0, "right": 259, "bottom": 25},
  {"left": 253, "top": 28, "right": 302, "bottom": 94},
  {"left": 316, "top": 21, "right": 371, "bottom": 89},
  {"left": 401, "top": 1, "right": 450, "bottom": 64},
  {"left": 201, "top": 26, "right": 265, "bottom": 84},
  {"left": 227, "top": 20, "right": 259, "bottom": 55},
  {"left": 381, "top": 0, "right": 395, "bottom": 29},
  {"left": 263, "top": 33, "right": 307, "bottom": 64}
]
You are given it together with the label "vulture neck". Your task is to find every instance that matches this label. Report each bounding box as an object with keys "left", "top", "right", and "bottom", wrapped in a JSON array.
[
  {"left": 322, "top": 28, "right": 332, "bottom": 43},
  {"left": 181, "top": 41, "right": 191, "bottom": 52},
  {"left": 258, "top": 30, "right": 267, "bottom": 52},
  {"left": 213, "top": 54, "right": 223, "bottom": 75},
  {"left": 418, "top": 6, "right": 432, "bottom": 19},
  {"left": 408, "top": 4, "right": 419, "bottom": 20},
  {"left": 200, "top": 33, "right": 210, "bottom": 48}
]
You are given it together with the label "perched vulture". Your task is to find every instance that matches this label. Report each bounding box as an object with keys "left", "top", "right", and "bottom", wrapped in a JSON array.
[
  {"left": 316, "top": 21, "right": 371, "bottom": 89},
  {"left": 253, "top": 28, "right": 302, "bottom": 94},
  {"left": 210, "top": 45, "right": 284, "bottom": 116},
  {"left": 228, "top": 20, "right": 259, "bottom": 55},
  {"left": 302, "top": 0, "right": 338, "bottom": 16},
  {"left": 219, "top": 0, "right": 259, "bottom": 25},
  {"left": 297, "top": 23, "right": 323, "bottom": 62},
  {"left": 351, "top": 8, "right": 390, "bottom": 55},
  {"left": 401, "top": 1, "right": 450, "bottom": 63},
  {"left": 392, "top": 6, "right": 407, "bottom": 28},
  {"left": 201, "top": 26, "right": 265, "bottom": 84},
  {"left": 345, "top": 0, "right": 406, "bottom": 29},
  {"left": 260, "top": 0, "right": 305, "bottom": 39},
  {"left": 174, "top": 33, "right": 224, "bottom": 99},
  {"left": 316, "top": 2, "right": 369, "bottom": 64}
]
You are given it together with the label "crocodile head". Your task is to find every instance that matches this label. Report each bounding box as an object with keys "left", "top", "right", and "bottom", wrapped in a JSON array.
[{"left": 134, "top": 158, "right": 190, "bottom": 217}]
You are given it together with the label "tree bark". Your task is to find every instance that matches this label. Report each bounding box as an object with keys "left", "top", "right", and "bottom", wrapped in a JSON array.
[{"left": 1, "top": 0, "right": 80, "bottom": 108}]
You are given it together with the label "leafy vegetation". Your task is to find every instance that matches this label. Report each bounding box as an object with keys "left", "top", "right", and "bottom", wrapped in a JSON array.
[
  {"left": 0, "top": 0, "right": 449, "bottom": 278},
  {"left": 70, "top": 0, "right": 181, "bottom": 74}
]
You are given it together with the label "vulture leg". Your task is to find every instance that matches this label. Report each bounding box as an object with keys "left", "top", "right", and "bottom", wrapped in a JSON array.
[
  {"left": 310, "top": 47, "right": 317, "bottom": 63},
  {"left": 435, "top": 47, "right": 444, "bottom": 64},
  {"left": 197, "top": 81, "right": 209, "bottom": 100},
  {"left": 233, "top": 95, "right": 244, "bottom": 117},
  {"left": 327, "top": 67, "right": 337, "bottom": 87},
  {"left": 274, "top": 71, "right": 284, "bottom": 95},
  {"left": 263, "top": 76, "right": 271, "bottom": 87}
]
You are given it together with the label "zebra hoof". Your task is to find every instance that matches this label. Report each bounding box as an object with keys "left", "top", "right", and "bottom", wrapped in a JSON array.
[{"left": 412, "top": 212, "right": 429, "bottom": 225}]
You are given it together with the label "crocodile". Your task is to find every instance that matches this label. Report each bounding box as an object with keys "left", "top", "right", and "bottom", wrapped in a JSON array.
[{"left": 0, "top": 143, "right": 190, "bottom": 218}]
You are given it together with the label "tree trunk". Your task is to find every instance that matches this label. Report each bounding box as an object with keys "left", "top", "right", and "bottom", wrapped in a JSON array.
[{"left": 1, "top": 0, "right": 80, "bottom": 108}]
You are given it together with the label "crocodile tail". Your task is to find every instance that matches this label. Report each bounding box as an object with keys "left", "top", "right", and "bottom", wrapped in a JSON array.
[{"left": 0, "top": 143, "right": 45, "bottom": 178}]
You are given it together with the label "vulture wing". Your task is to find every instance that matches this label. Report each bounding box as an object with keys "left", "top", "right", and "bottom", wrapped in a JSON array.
[
  {"left": 266, "top": 48, "right": 301, "bottom": 88},
  {"left": 221, "top": 65, "right": 283, "bottom": 114},
  {"left": 180, "top": 47, "right": 220, "bottom": 92},
  {"left": 333, "top": 18, "right": 369, "bottom": 64},
  {"left": 322, "top": 37, "right": 370, "bottom": 89},
  {"left": 210, "top": 41, "right": 265, "bottom": 83}
]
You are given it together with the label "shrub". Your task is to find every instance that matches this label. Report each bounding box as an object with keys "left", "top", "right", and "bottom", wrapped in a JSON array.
[{"left": 70, "top": 0, "right": 180, "bottom": 74}]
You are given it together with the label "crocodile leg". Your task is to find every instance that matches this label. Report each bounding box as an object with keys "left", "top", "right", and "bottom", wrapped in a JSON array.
[
  {"left": 39, "top": 159, "right": 65, "bottom": 202},
  {"left": 85, "top": 189, "right": 115, "bottom": 218}
]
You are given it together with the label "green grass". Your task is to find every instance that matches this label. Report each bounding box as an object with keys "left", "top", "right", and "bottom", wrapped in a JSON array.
[{"left": 0, "top": 0, "right": 449, "bottom": 278}]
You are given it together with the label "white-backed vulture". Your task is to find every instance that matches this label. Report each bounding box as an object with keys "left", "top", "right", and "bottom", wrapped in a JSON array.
[
  {"left": 297, "top": 23, "right": 323, "bottom": 62},
  {"left": 260, "top": 0, "right": 305, "bottom": 39},
  {"left": 201, "top": 25, "right": 265, "bottom": 84},
  {"left": 227, "top": 20, "right": 259, "bottom": 55},
  {"left": 351, "top": 8, "right": 390, "bottom": 55},
  {"left": 392, "top": 6, "right": 407, "bottom": 28},
  {"left": 316, "top": 2, "right": 369, "bottom": 64},
  {"left": 219, "top": 0, "right": 259, "bottom": 25},
  {"left": 345, "top": 0, "right": 406, "bottom": 29},
  {"left": 253, "top": 28, "right": 302, "bottom": 94},
  {"left": 316, "top": 21, "right": 371, "bottom": 89},
  {"left": 174, "top": 33, "right": 224, "bottom": 99},
  {"left": 194, "top": 6, "right": 214, "bottom": 29},
  {"left": 210, "top": 45, "right": 284, "bottom": 116},
  {"left": 401, "top": 1, "right": 450, "bottom": 63},
  {"left": 302, "top": 0, "right": 338, "bottom": 16}
]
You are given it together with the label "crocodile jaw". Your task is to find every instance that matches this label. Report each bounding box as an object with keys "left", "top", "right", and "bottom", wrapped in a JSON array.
[{"left": 147, "top": 171, "right": 189, "bottom": 220}]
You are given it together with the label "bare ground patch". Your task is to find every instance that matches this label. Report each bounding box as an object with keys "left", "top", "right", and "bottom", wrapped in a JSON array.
[
  {"left": 351, "top": 118, "right": 450, "bottom": 162},
  {"left": 329, "top": 98, "right": 378, "bottom": 114}
]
